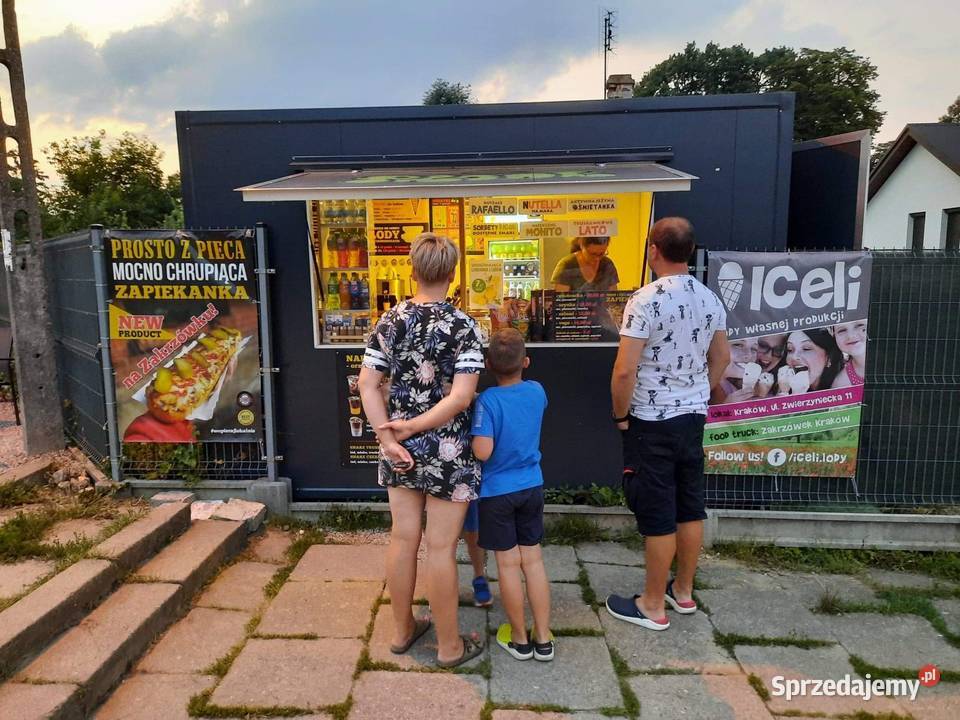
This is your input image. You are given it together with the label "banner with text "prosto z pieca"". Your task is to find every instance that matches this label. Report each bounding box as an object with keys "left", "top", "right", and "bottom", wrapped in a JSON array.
[
  {"left": 705, "top": 251, "right": 872, "bottom": 477},
  {"left": 105, "top": 229, "right": 262, "bottom": 444}
]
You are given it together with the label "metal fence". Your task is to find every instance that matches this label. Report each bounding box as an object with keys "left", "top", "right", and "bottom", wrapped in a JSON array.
[
  {"left": 705, "top": 250, "right": 960, "bottom": 508},
  {"left": 43, "top": 230, "right": 268, "bottom": 481}
]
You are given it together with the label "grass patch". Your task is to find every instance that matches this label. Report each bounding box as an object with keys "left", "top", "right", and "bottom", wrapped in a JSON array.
[
  {"left": 598, "top": 708, "right": 629, "bottom": 718},
  {"left": 317, "top": 505, "right": 390, "bottom": 532},
  {"left": 713, "top": 631, "right": 834, "bottom": 657},
  {"left": 202, "top": 642, "right": 245, "bottom": 678},
  {"left": 713, "top": 542, "right": 960, "bottom": 584},
  {"left": 355, "top": 647, "right": 403, "bottom": 674},
  {"left": 0, "top": 481, "right": 42, "bottom": 508},
  {"left": 544, "top": 515, "right": 608, "bottom": 545},
  {"left": 553, "top": 627, "right": 604, "bottom": 637},
  {"left": 576, "top": 565, "right": 598, "bottom": 607},
  {"left": 815, "top": 590, "right": 845, "bottom": 615},
  {"left": 326, "top": 697, "right": 353, "bottom": 720},
  {"left": 835, "top": 712, "right": 915, "bottom": 720},
  {"left": 618, "top": 677, "right": 640, "bottom": 718},
  {"left": 484, "top": 701, "right": 573, "bottom": 714},
  {"left": 849, "top": 654, "right": 960, "bottom": 683},
  {"left": 747, "top": 673, "right": 771, "bottom": 701},
  {"left": 608, "top": 647, "right": 633, "bottom": 677},
  {"left": 642, "top": 667, "right": 697, "bottom": 675}
]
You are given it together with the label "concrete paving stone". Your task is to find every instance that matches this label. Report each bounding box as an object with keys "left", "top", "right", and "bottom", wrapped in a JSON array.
[
  {"left": 489, "top": 582, "right": 600, "bottom": 632},
  {"left": 42, "top": 518, "right": 110, "bottom": 546},
  {"left": 351, "top": 670, "right": 487, "bottom": 720},
  {"left": 137, "top": 607, "right": 250, "bottom": 673},
  {"left": 149, "top": 491, "right": 196, "bottom": 506},
  {"left": 0, "top": 457, "right": 53, "bottom": 487},
  {"left": 0, "top": 558, "right": 56, "bottom": 599},
  {"left": 196, "top": 561, "right": 277, "bottom": 611},
  {"left": 575, "top": 542, "right": 645, "bottom": 567},
  {"left": 0, "top": 559, "right": 121, "bottom": 676},
  {"left": 490, "top": 635, "right": 621, "bottom": 710},
  {"left": 212, "top": 498, "right": 268, "bottom": 532},
  {"left": 248, "top": 528, "right": 294, "bottom": 564},
  {"left": 0, "top": 682, "right": 81, "bottom": 720},
  {"left": 934, "top": 597, "right": 960, "bottom": 636},
  {"left": 906, "top": 681, "right": 960, "bottom": 720},
  {"left": 91, "top": 501, "right": 191, "bottom": 572},
  {"left": 136, "top": 519, "right": 246, "bottom": 598},
  {"left": 866, "top": 568, "right": 953, "bottom": 590},
  {"left": 368, "top": 604, "right": 487, "bottom": 670},
  {"left": 735, "top": 643, "right": 907, "bottom": 716},
  {"left": 698, "top": 589, "right": 837, "bottom": 640},
  {"left": 486, "top": 545, "right": 580, "bottom": 583},
  {"left": 17, "top": 583, "right": 182, "bottom": 714},
  {"left": 288, "top": 544, "right": 385, "bottom": 582},
  {"left": 492, "top": 712, "right": 571, "bottom": 720},
  {"left": 819, "top": 612, "right": 960, "bottom": 671},
  {"left": 629, "top": 674, "right": 774, "bottom": 719},
  {"left": 696, "top": 558, "right": 782, "bottom": 591},
  {"left": 582, "top": 561, "right": 643, "bottom": 604},
  {"left": 95, "top": 672, "right": 216, "bottom": 720},
  {"left": 257, "top": 580, "right": 381, "bottom": 638},
  {"left": 783, "top": 572, "right": 877, "bottom": 609},
  {"left": 384, "top": 560, "right": 429, "bottom": 603},
  {"left": 210, "top": 638, "right": 362, "bottom": 710},
  {"left": 600, "top": 606, "right": 737, "bottom": 674}
]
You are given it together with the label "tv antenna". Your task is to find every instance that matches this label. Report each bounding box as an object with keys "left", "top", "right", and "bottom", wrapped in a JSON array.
[{"left": 601, "top": 9, "right": 616, "bottom": 98}]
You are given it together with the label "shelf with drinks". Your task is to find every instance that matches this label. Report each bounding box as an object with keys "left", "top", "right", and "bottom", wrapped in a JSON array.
[{"left": 315, "top": 199, "right": 369, "bottom": 227}]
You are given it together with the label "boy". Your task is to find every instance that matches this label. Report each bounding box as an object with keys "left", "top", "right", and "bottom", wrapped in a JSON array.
[
  {"left": 471, "top": 328, "right": 553, "bottom": 661},
  {"left": 462, "top": 501, "right": 493, "bottom": 607}
]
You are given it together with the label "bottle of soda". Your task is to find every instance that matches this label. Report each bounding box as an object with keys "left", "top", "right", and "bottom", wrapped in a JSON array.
[
  {"left": 360, "top": 273, "right": 370, "bottom": 310},
  {"left": 337, "top": 232, "right": 349, "bottom": 267},
  {"left": 348, "top": 232, "right": 361, "bottom": 267},
  {"left": 327, "top": 273, "right": 340, "bottom": 310},
  {"left": 326, "top": 230, "right": 338, "bottom": 267},
  {"left": 349, "top": 272, "right": 361, "bottom": 310},
  {"left": 339, "top": 273, "right": 351, "bottom": 309}
]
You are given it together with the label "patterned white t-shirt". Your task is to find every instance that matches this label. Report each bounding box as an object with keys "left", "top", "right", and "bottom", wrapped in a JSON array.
[{"left": 620, "top": 274, "right": 726, "bottom": 420}]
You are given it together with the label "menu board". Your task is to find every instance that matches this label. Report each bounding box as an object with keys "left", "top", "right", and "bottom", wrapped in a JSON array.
[
  {"left": 552, "top": 290, "right": 632, "bottom": 342},
  {"left": 336, "top": 351, "right": 379, "bottom": 466},
  {"left": 372, "top": 199, "right": 429, "bottom": 255}
]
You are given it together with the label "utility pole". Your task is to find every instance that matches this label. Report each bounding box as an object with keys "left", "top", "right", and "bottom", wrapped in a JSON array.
[
  {"left": 0, "top": 0, "right": 65, "bottom": 453},
  {"left": 602, "top": 9, "right": 615, "bottom": 99}
]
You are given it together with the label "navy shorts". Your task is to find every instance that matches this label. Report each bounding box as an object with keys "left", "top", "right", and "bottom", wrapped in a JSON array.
[
  {"left": 621, "top": 413, "right": 707, "bottom": 536},
  {"left": 462, "top": 499, "right": 480, "bottom": 533},
  {"left": 478, "top": 487, "right": 544, "bottom": 552}
]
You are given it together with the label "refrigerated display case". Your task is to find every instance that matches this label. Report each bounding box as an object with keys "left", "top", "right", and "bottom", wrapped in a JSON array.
[{"left": 487, "top": 238, "right": 540, "bottom": 300}]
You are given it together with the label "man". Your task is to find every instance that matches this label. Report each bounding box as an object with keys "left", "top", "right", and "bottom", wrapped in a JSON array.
[{"left": 606, "top": 217, "right": 730, "bottom": 630}]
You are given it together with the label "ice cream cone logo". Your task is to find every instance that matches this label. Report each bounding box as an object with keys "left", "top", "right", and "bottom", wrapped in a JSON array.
[{"left": 717, "top": 262, "right": 744, "bottom": 310}]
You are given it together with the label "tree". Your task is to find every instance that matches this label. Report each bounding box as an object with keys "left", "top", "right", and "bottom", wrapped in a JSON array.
[
  {"left": 941, "top": 95, "right": 960, "bottom": 124},
  {"left": 870, "top": 139, "right": 895, "bottom": 171},
  {"left": 635, "top": 43, "right": 885, "bottom": 142},
  {"left": 40, "top": 130, "right": 182, "bottom": 237},
  {"left": 423, "top": 78, "right": 472, "bottom": 105}
]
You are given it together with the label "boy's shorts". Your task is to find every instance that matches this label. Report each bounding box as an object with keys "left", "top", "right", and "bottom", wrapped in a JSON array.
[
  {"left": 462, "top": 499, "right": 480, "bottom": 533},
  {"left": 621, "top": 413, "right": 707, "bottom": 536},
  {"left": 478, "top": 487, "right": 544, "bottom": 552}
]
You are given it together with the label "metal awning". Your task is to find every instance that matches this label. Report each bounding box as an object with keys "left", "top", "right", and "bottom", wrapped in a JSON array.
[{"left": 236, "top": 162, "right": 697, "bottom": 202}]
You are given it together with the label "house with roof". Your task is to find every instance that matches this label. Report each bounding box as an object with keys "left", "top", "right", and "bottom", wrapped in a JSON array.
[{"left": 865, "top": 123, "right": 960, "bottom": 250}]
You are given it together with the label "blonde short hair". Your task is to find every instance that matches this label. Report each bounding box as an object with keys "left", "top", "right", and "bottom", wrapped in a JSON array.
[{"left": 410, "top": 232, "right": 459, "bottom": 284}]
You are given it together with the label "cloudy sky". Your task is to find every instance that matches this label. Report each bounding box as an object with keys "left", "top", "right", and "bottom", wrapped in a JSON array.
[{"left": 13, "top": 0, "right": 959, "bottom": 177}]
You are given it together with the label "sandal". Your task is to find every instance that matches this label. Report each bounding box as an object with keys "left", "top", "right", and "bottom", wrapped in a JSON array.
[
  {"left": 436, "top": 633, "right": 485, "bottom": 668},
  {"left": 390, "top": 617, "right": 432, "bottom": 655}
]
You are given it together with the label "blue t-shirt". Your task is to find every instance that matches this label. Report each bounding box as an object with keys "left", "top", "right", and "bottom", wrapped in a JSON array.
[{"left": 471, "top": 380, "right": 548, "bottom": 498}]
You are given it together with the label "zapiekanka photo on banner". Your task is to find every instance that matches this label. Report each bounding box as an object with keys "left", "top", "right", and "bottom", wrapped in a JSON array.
[{"left": 706, "top": 251, "right": 872, "bottom": 477}]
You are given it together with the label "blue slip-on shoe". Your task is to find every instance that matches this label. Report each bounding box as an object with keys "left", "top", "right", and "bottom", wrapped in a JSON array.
[
  {"left": 665, "top": 579, "right": 698, "bottom": 614},
  {"left": 605, "top": 594, "right": 670, "bottom": 631},
  {"left": 473, "top": 576, "right": 493, "bottom": 607}
]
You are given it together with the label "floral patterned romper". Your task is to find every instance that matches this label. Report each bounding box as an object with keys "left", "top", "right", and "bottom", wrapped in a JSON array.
[{"left": 362, "top": 300, "right": 485, "bottom": 502}]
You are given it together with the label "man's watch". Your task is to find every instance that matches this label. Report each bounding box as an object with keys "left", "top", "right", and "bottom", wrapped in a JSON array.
[{"left": 613, "top": 412, "right": 630, "bottom": 424}]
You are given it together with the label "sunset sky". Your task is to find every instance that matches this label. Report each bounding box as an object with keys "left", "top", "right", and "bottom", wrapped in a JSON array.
[{"left": 14, "top": 0, "right": 959, "bottom": 177}]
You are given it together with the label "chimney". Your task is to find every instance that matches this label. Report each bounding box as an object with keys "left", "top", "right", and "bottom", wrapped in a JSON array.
[{"left": 605, "top": 74, "right": 636, "bottom": 99}]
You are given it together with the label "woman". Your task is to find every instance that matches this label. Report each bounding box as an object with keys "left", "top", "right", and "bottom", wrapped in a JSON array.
[
  {"left": 358, "top": 232, "right": 485, "bottom": 668},
  {"left": 782, "top": 328, "right": 844, "bottom": 393},
  {"left": 831, "top": 320, "right": 867, "bottom": 388},
  {"left": 550, "top": 236, "right": 619, "bottom": 292},
  {"left": 710, "top": 337, "right": 759, "bottom": 404}
]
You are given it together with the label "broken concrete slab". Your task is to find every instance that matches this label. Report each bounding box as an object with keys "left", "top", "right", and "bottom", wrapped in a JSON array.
[
  {"left": 0, "top": 457, "right": 53, "bottom": 489},
  {"left": 135, "top": 519, "right": 246, "bottom": 598},
  {"left": 784, "top": 572, "right": 877, "bottom": 609},
  {"left": 247, "top": 528, "right": 294, "bottom": 565},
  {"left": 866, "top": 569, "right": 954, "bottom": 591},
  {"left": 149, "top": 491, "right": 196, "bottom": 506},
  {"left": 190, "top": 500, "right": 224, "bottom": 521},
  {"left": 696, "top": 558, "right": 782, "bottom": 591},
  {"left": 0, "top": 559, "right": 120, "bottom": 677},
  {"left": 196, "top": 561, "right": 277, "bottom": 612},
  {"left": 288, "top": 544, "right": 385, "bottom": 582},
  {"left": 95, "top": 672, "right": 216, "bottom": 720},
  {"left": 582, "top": 561, "right": 643, "bottom": 604},
  {"left": 0, "top": 558, "right": 55, "bottom": 599},
  {"left": 350, "top": 670, "right": 486, "bottom": 720},
  {"left": 367, "top": 604, "right": 487, "bottom": 671},
  {"left": 212, "top": 498, "right": 267, "bottom": 532},
  {"left": 698, "top": 589, "right": 837, "bottom": 641},
  {"left": 488, "top": 582, "right": 600, "bottom": 632},
  {"left": 210, "top": 638, "right": 362, "bottom": 710},
  {"left": 934, "top": 597, "right": 960, "bottom": 636},
  {"left": 575, "top": 542, "right": 645, "bottom": 567},
  {"left": 90, "top": 502, "right": 191, "bottom": 573},
  {"left": 628, "top": 674, "right": 774, "bottom": 719},
  {"left": 818, "top": 612, "right": 960, "bottom": 671},
  {"left": 137, "top": 606, "right": 251, "bottom": 673},
  {"left": 256, "top": 580, "right": 382, "bottom": 638}
]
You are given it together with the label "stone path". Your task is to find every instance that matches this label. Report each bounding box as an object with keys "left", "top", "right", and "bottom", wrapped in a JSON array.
[{"left": 95, "top": 532, "right": 960, "bottom": 719}]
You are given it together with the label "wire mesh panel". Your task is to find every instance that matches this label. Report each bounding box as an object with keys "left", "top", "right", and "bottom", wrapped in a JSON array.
[{"left": 706, "top": 249, "right": 960, "bottom": 508}]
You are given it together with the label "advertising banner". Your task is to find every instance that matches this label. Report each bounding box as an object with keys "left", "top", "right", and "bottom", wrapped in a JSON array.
[
  {"left": 706, "top": 251, "right": 872, "bottom": 477},
  {"left": 106, "top": 229, "right": 262, "bottom": 444},
  {"left": 336, "top": 351, "right": 379, "bottom": 465}
]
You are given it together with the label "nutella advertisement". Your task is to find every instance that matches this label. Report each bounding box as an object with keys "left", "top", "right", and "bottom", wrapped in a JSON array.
[
  {"left": 705, "top": 252, "right": 872, "bottom": 477},
  {"left": 106, "top": 229, "right": 262, "bottom": 443}
]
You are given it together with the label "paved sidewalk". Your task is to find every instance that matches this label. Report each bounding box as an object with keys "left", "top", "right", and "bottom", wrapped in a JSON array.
[{"left": 97, "top": 530, "right": 960, "bottom": 719}]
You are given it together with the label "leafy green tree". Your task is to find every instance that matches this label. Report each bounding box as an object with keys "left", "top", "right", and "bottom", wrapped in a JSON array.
[
  {"left": 870, "top": 139, "right": 895, "bottom": 170},
  {"left": 423, "top": 78, "right": 472, "bottom": 105},
  {"left": 940, "top": 95, "right": 960, "bottom": 123},
  {"left": 635, "top": 43, "right": 884, "bottom": 141},
  {"left": 40, "top": 131, "right": 181, "bottom": 237}
]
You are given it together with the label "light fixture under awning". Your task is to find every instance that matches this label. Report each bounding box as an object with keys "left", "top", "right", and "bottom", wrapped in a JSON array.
[{"left": 236, "top": 162, "right": 697, "bottom": 202}]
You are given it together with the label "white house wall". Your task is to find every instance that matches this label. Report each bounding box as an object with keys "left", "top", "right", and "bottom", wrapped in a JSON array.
[{"left": 865, "top": 145, "right": 960, "bottom": 249}]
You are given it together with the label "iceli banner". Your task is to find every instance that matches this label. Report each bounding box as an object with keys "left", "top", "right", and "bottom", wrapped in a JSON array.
[{"left": 705, "top": 252, "right": 872, "bottom": 477}]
